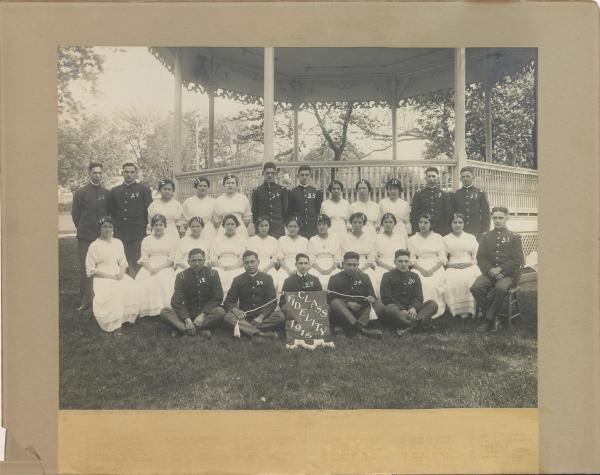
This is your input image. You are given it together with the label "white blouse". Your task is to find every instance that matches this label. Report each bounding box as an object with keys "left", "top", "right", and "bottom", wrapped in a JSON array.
[
  {"left": 182, "top": 195, "right": 216, "bottom": 223},
  {"left": 308, "top": 234, "right": 342, "bottom": 267},
  {"left": 277, "top": 235, "right": 309, "bottom": 268},
  {"left": 342, "top": 231, "right": 376, "bottom": 265},
  {"left": 211, "top": 234, "right": 246, "bottom": 267},
  {"left": 245, "top": 235, "right": 279, "bottom": 270},
  {"left": 138, "top": 234, "right": 177, "bottom": 268},
  {"left": 175, "top": 235, "right": 212, "bottom": 268},
  {"left": 443, "top": 232, "right": 479, "bottom": 265},
  {"left": 148, "top": 198, "right": 183, "bottom": 225},
  {"left": 378, "top": 197, "right": 411, "bottom": 236},
  {"left": 85, "top": 238, "right": 128, "bottom": 277},
  {"left": 321, "top": 198, "right": 351, "bottom": 225},
  {"left": 407, "top": 232, "right": 447, "bottom": 267},
  {"left": 349, "top": 200, "right": 380, "bottom": 232},
  {"left": 375, "top": 232, "right": 407, "bottom": 268},
  {"left": 213, "top": 192, "right": 252, "bottom": 226}
]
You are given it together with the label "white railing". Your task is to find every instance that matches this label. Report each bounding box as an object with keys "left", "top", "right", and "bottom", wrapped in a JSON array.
[
  {"left": 466, "top": 160, "right": 538, "bottom": 214},
  {"left": 175, "top": 159, "right": 457, "bottom": 203}
]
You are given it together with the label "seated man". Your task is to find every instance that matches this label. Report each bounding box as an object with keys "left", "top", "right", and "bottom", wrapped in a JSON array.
[
  {"left": 471, "top": 207, "right": 524, "bottom": 332},
  {"left": 327, "top": 251, "right": 384, "bottom": 339},
  {"left": 223, "top": 250, "right": 283, "bottom": 339},
  {"left": 279, "top": 253, "right": 323, "bottom": 316},
  {"left": 159, "top": 248, "right": 225, "bottom": 336},
  {"left": 379, "top": 249, "right": 438, "bottom": 336}
]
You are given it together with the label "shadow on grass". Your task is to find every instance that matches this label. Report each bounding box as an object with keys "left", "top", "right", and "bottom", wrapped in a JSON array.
[{"left": 59, "top": 237, "right": 538, "bottom": 410}]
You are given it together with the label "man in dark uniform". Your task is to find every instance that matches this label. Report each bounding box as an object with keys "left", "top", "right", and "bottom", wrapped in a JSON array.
[
  {"left": 287, "top": 165, "right": 323, "bottom": 238},
  {"left": 71, "top": 162, "right": 109, "bottom": 312},
  {"left": 327, "top": 252, "right": 384, "bottom": 339},
  {"left": 159, "top": 248, "right": 226, "bottom": 336},
  {"left": 108, "top": 161, "right": 153, "bottom": 276},
  {"left": 223, "top": 250, "right": 284, "bottom": 339},
  {"left": 410, "top": 166, "right": 453, "bottom": 236},
  {"left": 471, "top": 207, "right": 524, "bottom": 332},
  {"left": 451, "top": 166, "right": 491, "bottom": 238},
  {"left": 251, "top": 161, "right": 288, "bottom": 238},
  {"left": 279, "top": 253, "right": 323, "bottom": 313},
  {"left": 379, "top": 249, "right": 438, "bottom": 336}
]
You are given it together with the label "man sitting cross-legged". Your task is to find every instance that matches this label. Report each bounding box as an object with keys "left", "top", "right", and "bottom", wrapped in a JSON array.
[
  {"left": 159, "top": 248, "right": 225, "bottom": 337},
  {"left": 379, "top": 249, "right": 438, "bottom": 336},
  {"left": 223, "top": 250, "right": 284, "bottom": 339},
  {"left": 279, "top": 253, "right": 323, "bottom": 317},
  {"left": 326, "top": 251, "right": 384, "bottom": 339}
]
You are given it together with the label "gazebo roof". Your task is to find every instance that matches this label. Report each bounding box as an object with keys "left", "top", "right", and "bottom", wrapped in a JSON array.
[{"left": 150, "top": 47, "right": 536, "bottom": 106}]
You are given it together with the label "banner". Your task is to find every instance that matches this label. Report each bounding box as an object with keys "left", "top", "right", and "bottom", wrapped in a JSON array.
[{"left": 284, "top": 291, "right": 335, "bottom": 349}]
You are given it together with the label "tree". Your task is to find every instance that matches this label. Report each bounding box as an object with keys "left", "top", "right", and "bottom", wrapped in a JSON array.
[{"left": 57, "top": 47, "right": 104, "bottom": 117}]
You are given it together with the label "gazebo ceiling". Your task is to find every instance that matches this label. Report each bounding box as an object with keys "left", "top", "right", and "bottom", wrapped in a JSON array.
[{"left": 150, "top": 47, "right": 536, "bottom": 106}]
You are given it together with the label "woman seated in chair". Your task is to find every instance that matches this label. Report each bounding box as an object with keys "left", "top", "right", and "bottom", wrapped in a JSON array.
[{"left": 443, "top": 213, "right": 480, "bottom": 318}]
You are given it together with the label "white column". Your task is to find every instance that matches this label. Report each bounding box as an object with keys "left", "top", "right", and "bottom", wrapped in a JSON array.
[
  {"left": 264, "top": 47, "right": 275, "bottom": 161},
  {"left": 453, "top": 48, "right": 468, "bottom": 186},
  {"left": 173, "top": 48, "right": 183, "bottom": 178},
  {"left": 293, "top": 102, "right": 299, "bottom": 161},
  {"left": 391, "top": 79, "right": 398, "bottom": 160},
  {"left": 208, "top": 88, "right": 215, "bottom": 168}
]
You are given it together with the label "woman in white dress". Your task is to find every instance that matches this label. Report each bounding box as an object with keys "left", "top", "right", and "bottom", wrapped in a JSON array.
[
  {"left": 443, "top": 213, "right": 481, "bottom": 318},
  {"left": 211, "top": 214, "right": 246, "bottom": 296},
  {"left": 136, "top": 214, "right": 178, "bottom": 317},
  {"left": 213, "top": 174, "right": 253, "bottom": 239},
  {"left": 378, "top": 177, "right": 411, "bottom": 239},
  {"left": 374, "top": 213, "right": 408, "bottom": 292},
  {"left": 182, "top": 176, "right": 217, "bottom": 242},
  {"left": 245, "top": 217, "right": 279, "bottom": 283},
  {"left": 407, "top": 213, "right": 447, "bottom": 318},
  {"left": 320, "top": 180, "right": 351, "bottom": 243},
  {"left": 308, "top": 214, "right": 342, "bottom": 289},
  {"left": 342, "top": 212, "right": 378, "bottom": 291},
  {"left": 174, "top": 216, "right": 212, "bottom": 274},
  {"left": 275, "top": 217, "right": 309, "bottom": 291},
  {"left": 86, "top": 216, "right": 140, "bottom": 334},
  {"left": 147, "top": 179, "right": 183, "bottom": 242},
  {"left": 349, "top": 179, "right": 379, "bottom": 238}
]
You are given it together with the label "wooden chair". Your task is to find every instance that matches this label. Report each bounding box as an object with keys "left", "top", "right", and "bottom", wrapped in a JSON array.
[{"left": 497, "top": 266, "right": 523, "bottom": 328}]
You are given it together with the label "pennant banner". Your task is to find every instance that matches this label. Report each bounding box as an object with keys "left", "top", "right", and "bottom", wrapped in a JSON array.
[{"left": 284, "top": 291, "right": 335, "bottom": 350}]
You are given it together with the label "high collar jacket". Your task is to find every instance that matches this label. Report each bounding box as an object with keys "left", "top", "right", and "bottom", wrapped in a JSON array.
[
  {"left": 251, "top": 182, "right": 288, "bottom": 238},
  {"left": 476, "top": 227, "right": 524, "bottom": 277},
  {"left": 223, "top": 271, "right": 277, "bottom": 318},
  {"left": 287, "top": 185, "right": 324, "bottom": 238},
  {"left": 379, "top": 269, "right": 423, "bottom": 309},
  {"left": 171, "top": 266, "right": 224, "bottom": 321},
  {"left": 326, "top": 270, "right": 376, "bottom": 305},
  {"left": 279, "top": 272, "right": 323, "bottom": 307},
  {"left": 409, "top": 185, "right": 453, "bottom": 236},
  {"left": 451, "top": 186, "right": 491, "bottom": 236},
  {"left": 108, "top": 181, "right": 153, "bottom": 241},
  {"left": 71, "top": 182, "right": 110, "bottom": 241}
]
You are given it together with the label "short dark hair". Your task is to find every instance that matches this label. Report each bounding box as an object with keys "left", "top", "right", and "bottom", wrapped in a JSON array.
[
  {"left": 385, "top": 178, "right": 402, "bottom": 192},
  {"left": 158, "top": 178, "right": 175, "bottom": 191},
  {"left": 188, "top": 248, "right": 206, "bottom": 259},
  {"left": 286, "top": 216, "right": 300, "bottom": 227},
  {"left": 298, "top": 165, "right": 311, "bottom": 174},
  {"left": 222, "top": 214, "right": 240, "bottom": 227},
  {"left": 380, "top": 212, "right": 397, "bottom": 225},
  {"left": 395, "top": 249, "right": 410, "bottom": 259},
  {"left": 222, "top": 173, "right": 239, "bottom": 185},
  {"left": 295, "top": 253, "right": 310, "bottom": 263},
  {"left": 263, "top": 161, "right": 277, "bottom": 172},
  {"left": 460, "top": 166, "right": 475, "bottom": 174},
  {"left": 316, "top": 214, "right": 331, "bottom": 227},
  {"left": 355, "top": 179, "right": 372, "bottom": 192},
  {"left": 343, "top": 251, "right": 360, "bottom": 261},
  {"left": 242, "top": 250, "right": 258, "bottom": 260},
  {"left": 328, "top": 180, "right": 344, "bottom": 192},
  {"left": 151, "top": 214, "right": 167, "bottom": 227},
  {"left": 88, "top": 162, "right": 103, "bottom": 171},
  {"left": 98, "top": 216, "right": 115, "bottom": 228},
  {"left": 122, "top": 161, "right": 138, "bottom": 169},
  {"left": 491, "top": 206, "right": 509, "bottom": 215},
  {"left": 256, "top": 216, "right": 271, "bottom": 226},
  {"left": 425, "top": 167, "right": 439, "bottom": 175},
  {"left": 451, "top": 213, "right": 466, "bottom": 222},
  {"left": 417, "top": 213, "right": 432, "bottom": 223},
  {"left": 188, "top": 216, "right": 205, "bottom": 227},
  {"left": 349, "top": 212, "right": 367, "bottom": 224},
  {"left": 194, "top": 176, "right": 210, "bottom": 188}
]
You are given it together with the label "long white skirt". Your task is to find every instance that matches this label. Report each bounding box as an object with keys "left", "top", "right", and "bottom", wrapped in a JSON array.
[
  {"left": 136, "top": 267, "right": 176, "bottom": 317},
  {"left": 444, "top": 261, "right": 480, "bottom": 316},
  {"left": 92, "top": 275, "right": 140, "bottom": 332},
  {"left": 412, "top": 258, "right": 446, "bottom": 318}
]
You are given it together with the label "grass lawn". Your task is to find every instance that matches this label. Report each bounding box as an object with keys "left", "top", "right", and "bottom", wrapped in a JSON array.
[{"left": 59, "top": 237, "right": 537, "bottom": 410}]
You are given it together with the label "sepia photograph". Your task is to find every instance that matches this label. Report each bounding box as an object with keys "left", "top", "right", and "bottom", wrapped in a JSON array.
[{"left": 58, "top": 46, "right": 538, "bottom": 410}]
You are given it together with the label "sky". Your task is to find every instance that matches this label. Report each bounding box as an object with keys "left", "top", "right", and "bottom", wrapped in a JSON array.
[{"left": 69, "top": 47, "right": 427, "bottom": 160}]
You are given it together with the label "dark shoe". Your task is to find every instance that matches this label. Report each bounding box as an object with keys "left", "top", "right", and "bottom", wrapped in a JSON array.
[
  {"left": 256, "top": 331, "right": 278, "bottom": 340},
  {"left": 359, "top": 327, "right": 383, "bottom": 339}
]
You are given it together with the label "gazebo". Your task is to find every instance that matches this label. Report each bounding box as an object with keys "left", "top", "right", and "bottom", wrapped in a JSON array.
[{"left": 150, "top": 47, "right": 538, "bottom": 256}]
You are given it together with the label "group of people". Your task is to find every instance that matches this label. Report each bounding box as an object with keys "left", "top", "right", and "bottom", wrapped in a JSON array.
[{"left": 70, "top": 160, "right": 524, "bottom": 337}]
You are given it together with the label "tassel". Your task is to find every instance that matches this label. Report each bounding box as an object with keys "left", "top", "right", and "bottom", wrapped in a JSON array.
[{"left": 233, "top": 320, "right": 241, "bottom": 338}]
